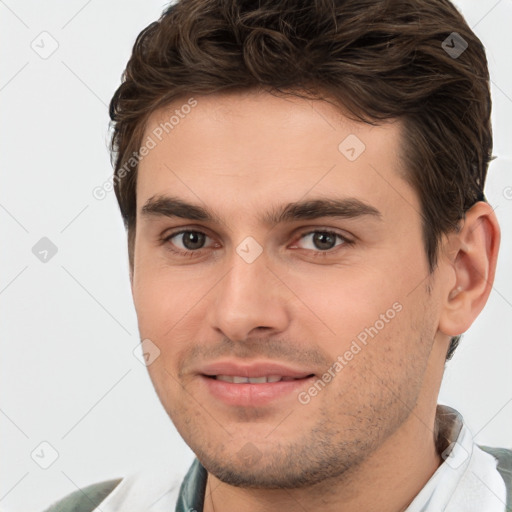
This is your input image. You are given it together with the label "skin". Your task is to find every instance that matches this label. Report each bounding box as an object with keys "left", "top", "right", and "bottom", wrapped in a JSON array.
[{"left": 130, "top": 88, "right": 500, "bottom": 512}]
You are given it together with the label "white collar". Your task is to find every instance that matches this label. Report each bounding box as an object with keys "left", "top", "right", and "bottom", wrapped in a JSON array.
[{"left": 405, "top": 406, "right": 506, "bottom": 511}]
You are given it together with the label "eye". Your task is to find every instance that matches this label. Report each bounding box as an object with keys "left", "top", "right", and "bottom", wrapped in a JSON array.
[
  {"left": 161, "top": 228, "right": 352, "bottom": 259},
  {"left": 292, "top": 230, "right": 351, "bottom": 253},
  {"left": 163, "top": 230, "right": 215, "bottom": 256}
]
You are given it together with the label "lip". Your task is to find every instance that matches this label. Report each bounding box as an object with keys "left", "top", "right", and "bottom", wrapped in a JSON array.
[
  {"left": 199, "top": 360, "right": 314, "bottom": 379},
  {"left": 197, "top": 360, "right": 316, "bottom": 407}
]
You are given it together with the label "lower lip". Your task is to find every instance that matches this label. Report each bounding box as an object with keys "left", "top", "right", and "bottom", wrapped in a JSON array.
[{"left": 200, "top": 375, "right": 316, "bottom": 407}]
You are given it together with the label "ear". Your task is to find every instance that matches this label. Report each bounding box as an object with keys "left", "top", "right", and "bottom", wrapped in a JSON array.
[{"left": 438, "top": 202, "right": 500, "bottom": 336}]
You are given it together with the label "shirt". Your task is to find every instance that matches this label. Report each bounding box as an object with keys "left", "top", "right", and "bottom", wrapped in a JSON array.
[{"left": 66, "top": 406, "right": 509, "bottom": 511}]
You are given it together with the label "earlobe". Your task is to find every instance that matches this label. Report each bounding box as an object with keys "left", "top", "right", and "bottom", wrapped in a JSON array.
[{"left": 438, "top": 202, "right": 500, "bottom": 337}]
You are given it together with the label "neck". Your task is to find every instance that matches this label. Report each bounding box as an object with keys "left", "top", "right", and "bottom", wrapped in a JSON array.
[{"left": 203, "top": 403, "right": 443, "bottom": 512}]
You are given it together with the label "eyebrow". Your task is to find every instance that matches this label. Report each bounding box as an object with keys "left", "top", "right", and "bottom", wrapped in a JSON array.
[{"left": 140, "top": 195, "right": 382, "bottom": 226}]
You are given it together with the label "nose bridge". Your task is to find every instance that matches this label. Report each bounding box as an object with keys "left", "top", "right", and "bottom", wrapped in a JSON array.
[
  {"left": 208, "top": 242, "right": 290, "bottom": 340},
  {"left": 225, "top": 247, "right": 268, "bottom": 301}
]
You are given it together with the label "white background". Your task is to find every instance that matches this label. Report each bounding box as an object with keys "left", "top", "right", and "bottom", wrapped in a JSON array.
[{"left": 0, "top": 1, "right": 511, "bottom": 510}]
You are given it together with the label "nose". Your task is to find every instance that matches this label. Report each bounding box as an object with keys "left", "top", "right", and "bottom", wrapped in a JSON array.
[{"left": 208, "top": 247, "right": 291, "bottom": 343}]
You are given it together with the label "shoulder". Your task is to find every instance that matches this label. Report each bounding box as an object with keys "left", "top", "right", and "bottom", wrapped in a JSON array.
[
  {"left": 41, "top": 478, "right": 123, "bottom": 512},
  {"left": 479, "top": 445, "right": 512, "bottom": 469},
  {"left": 41, "top": 465, "right": 185, "bottom": 512},
  {"left": 478, "top": 445, "right": 512, "bottom": 512}
]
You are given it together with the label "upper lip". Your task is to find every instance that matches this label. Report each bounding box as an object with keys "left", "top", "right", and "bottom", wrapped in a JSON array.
[{"left": 199, "top": 360, "right": 315, "bottom": 379}]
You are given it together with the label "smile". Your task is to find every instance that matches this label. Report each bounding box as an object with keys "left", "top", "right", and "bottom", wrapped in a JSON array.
[{"left": 212, "top": 375, "right": 307, "bottom": 383}]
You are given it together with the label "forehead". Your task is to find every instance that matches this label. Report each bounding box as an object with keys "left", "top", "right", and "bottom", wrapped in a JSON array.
[{"left": 136, "top": 90, "right": 416, "bottom": 224}]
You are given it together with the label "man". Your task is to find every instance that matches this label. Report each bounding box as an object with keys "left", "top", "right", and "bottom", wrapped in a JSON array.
[{"left": 43, "top": 0, "right": 511, "bottom": 510}]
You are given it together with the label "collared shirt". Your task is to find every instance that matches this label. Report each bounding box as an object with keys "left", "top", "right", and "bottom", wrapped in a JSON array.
[{"left": 95, "top": 405, "right": 507, "bottom": 511}]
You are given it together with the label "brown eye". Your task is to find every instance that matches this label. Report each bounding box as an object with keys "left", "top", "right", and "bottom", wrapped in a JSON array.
[
  {"left": 179, "top": 231, "right": 207, "bottom": 250},
  {"left": 164, "top": 230, "right": 213, "bottom": 255},
  {"left": 296, "top": 231, "right": 347, "bottom": 251}
]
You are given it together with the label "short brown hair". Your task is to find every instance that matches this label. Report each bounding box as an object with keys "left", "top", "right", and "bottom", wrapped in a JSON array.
[{"left": 109, "top": 0, "right": 492, "bottom": 360}]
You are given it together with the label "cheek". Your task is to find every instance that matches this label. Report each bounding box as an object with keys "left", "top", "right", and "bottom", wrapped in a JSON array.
[
  {"left": 300, "top": 267, "right": 431, "bottom": 384},
  {"left": 131, "top": 266, "right": 210, "bottom": 375},
  {"left": 132, "top": 260, "right": 192, "bottom": 333},
  {"left": 132, "top": 274, "right": 164, "bottom": 339},
  {"left": 288, "top": 266, "right": 403, "bottom": 341},
  {"left": 327, "top": 302, "right": 432, "bottom": 419}
]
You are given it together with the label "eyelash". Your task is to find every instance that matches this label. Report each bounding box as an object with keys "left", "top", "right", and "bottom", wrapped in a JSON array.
[{"left": 161, "top": 228, "right": 353, "bottom": 259}]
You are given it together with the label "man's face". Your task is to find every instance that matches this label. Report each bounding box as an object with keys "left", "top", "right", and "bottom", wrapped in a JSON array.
[{"left": 132, "top": 90, "right": 446, "bottom": 487}]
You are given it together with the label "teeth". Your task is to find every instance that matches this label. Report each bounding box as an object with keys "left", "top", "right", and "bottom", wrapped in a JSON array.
[
  {"left": 248, "top": 376, "right": 267, "bottom": 383},
  {"left": 215, "top": 375, "right": 285, "bottom": 383}
]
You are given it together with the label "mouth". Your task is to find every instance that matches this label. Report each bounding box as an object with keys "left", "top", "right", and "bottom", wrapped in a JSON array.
[
  {"left": 198, "top": 362, "right": 317, "bottom": 406},
  {"left": 201, "top": 374, "right": 316, "bottom": 406},
  {"left": 207, "top": 374, "right": 314, "bottom": 383}
]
